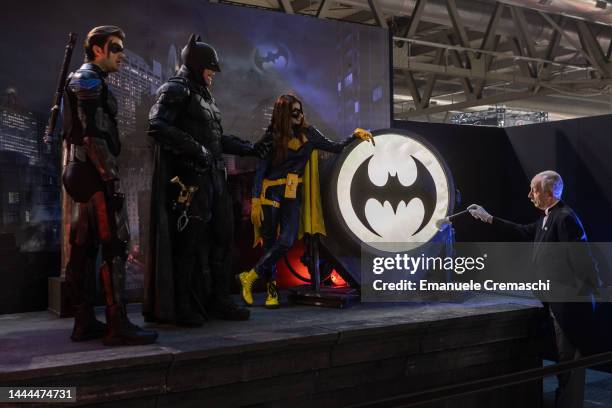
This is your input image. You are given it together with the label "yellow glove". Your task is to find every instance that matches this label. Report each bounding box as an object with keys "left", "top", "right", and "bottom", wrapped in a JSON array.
[
  {"left": 353, "top": 128, "right": 375, "bottom": 146},
  {"left": 251, "top": 198, "right": 264, "bottom": 228}
]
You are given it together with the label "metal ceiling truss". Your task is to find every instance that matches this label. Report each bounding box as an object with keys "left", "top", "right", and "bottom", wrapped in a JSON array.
[
  {"left": 217, "top": 0, "right": 390, "bottom": 26},
  {"left": 393, "top": 0, "right": 612, "bottom": 119},
  {"left": 209, "top": 0, "right": 612, "bottom": 119}
]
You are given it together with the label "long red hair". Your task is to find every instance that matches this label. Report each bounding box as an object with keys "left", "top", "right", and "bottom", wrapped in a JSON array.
[{"left": 270, "top": 94, "right": 307, "bottom": 165}]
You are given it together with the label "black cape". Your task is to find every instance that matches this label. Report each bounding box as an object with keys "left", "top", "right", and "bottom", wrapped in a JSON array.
[{"left": 143, "top": 145, "right": 176, "bottom": 322}]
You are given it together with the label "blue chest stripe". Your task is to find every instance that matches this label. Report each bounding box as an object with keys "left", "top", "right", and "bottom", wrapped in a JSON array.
[{"left": 72, "top": 78, "right": 101, "bottom": 90}]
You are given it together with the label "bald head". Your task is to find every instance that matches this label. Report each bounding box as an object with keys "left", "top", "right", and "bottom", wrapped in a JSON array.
[
  {"left": 528, "top": 170, "right": 563, "bottom": 210},
  {"left": 536, "top": 171, "right": 563, "bottom": 199}
]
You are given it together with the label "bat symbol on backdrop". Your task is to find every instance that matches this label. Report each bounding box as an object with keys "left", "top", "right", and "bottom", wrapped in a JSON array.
[{"left": 254, "top": 47, "right": 289, "bottom": 71}]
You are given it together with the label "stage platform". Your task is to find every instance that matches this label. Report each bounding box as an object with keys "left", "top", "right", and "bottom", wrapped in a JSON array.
[{"left": 0, "top": 292, "right": 543, "bottom": 407}]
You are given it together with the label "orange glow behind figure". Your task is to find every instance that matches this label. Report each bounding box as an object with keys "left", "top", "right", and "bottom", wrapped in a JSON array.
[{"left": 275, "top": 240, "right": 348, "bottom": 289}]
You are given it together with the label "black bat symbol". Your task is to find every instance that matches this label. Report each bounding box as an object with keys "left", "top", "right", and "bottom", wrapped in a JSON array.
[
  {"left": 349, "top": 155, "right": 437, "bottom": 237},
  {"left": 254, "top": 48, "right": 289, "bottom": 70}
]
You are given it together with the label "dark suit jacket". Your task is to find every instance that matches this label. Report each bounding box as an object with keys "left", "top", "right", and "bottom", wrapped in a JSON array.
[{"left": 492, "top": 201, "right": 602, "bottom": 354}]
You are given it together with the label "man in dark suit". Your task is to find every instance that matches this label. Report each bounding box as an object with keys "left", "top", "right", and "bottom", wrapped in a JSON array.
[{"left": 469, "top": 170, "right": 600, "bottom": 408}]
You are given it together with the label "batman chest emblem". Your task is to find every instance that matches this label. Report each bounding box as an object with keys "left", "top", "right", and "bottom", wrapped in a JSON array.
[{"left": 191, "top": 94, "right": 222, "bottom": 125}]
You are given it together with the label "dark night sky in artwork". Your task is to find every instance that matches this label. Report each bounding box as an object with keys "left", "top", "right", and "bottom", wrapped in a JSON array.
[
  {"left": 0, "top": 0, "right": 214, "bottom": 112},
  {"left": 0, "top": 0, "right": 389, "bottom": 139}
]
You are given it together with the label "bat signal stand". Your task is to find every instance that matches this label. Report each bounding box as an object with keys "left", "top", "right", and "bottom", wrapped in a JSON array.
[{"left": 288, "top": 234, "right": 359, "bottom": 308}]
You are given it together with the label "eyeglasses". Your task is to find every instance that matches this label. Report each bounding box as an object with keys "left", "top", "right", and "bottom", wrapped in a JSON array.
[
  {"left": 291, "top": 108, "right": 303, "bottom": 118},
  {"left": 108, "top": 42, "right": 124, "bottom": 54}
]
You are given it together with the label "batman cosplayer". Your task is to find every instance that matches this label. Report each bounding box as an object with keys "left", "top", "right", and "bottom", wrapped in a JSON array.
[
  {"left": 62, "top": 26, "right": 157, "bottom": 345},
  {"left": 238, "top": 94, "right": 373, "bottom": 308},
  {"left": 144, "top": 35, "right": 270, "bottom": 326}
]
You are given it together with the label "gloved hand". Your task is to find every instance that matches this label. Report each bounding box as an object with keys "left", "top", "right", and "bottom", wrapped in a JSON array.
[
  {"left": 435, "top": 217, "right": 452, "bottom": 230},
  {"left": 468, "top": 204, "right": 493, "bottom": 223},
  {"left": 353, "top": 128, "right": 375, "bottom": 146},
  {"left": 253, "top": 138, "right": 273, "bottom": 159},
  {"left": 251, "top": 198, "right": 264, "bottom": 228}
]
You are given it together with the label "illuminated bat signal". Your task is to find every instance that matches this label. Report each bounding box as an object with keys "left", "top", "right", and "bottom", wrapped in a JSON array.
[{"left": 349, "top": 155, "right": 437, "bottom": 238}]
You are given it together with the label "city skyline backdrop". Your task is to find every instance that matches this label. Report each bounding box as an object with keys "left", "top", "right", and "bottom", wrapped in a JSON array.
[{"left": 0, "top": 0, "right": 390, "bottom": 311}]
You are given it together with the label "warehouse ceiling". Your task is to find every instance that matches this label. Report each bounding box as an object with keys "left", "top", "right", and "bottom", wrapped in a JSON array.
[{"left": 211, "top": 0, "right": 612, "bottom": 122}]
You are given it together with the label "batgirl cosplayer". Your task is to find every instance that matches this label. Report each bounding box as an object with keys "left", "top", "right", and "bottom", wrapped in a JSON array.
[{"left": 237, "top": 94, "right": 374, "bottom": 308}]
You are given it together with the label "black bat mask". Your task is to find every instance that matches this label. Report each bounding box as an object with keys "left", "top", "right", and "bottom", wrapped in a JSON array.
[
  {"left": 181, "top": 34, "right": 221, "bottom": 84},
  {"left": 349, "top": 155, "right": 437, "bottom": 237}
]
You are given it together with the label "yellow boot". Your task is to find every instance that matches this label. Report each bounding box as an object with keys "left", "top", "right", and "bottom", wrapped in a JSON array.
[
  {"left": 265, "top": 281, "right": 280, "bottom": 309},
  {"left": 237, "top": 268, "right": 258, "bottom": 306}
]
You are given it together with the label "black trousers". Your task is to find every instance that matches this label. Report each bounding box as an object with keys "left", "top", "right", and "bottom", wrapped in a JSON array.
[{"left": 550, "top": 308, "right": 585, "bottom": 408}]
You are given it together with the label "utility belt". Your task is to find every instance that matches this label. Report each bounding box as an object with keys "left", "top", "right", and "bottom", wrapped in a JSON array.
[
  {"left": 260, "top": 173, "right": 302, "bottom": 208},
  {"left": 181, "top": 156, "right": 227, "bottom": 179}
]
